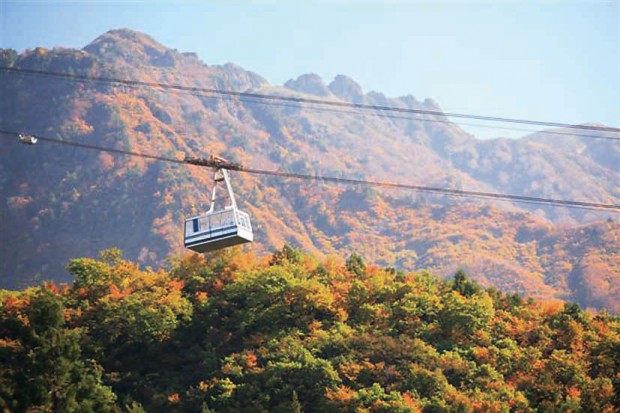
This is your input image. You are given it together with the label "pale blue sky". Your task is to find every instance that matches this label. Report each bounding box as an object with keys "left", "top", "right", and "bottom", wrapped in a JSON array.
[{"left": 1, "top": 0, "right": 618, "bottom": 139}]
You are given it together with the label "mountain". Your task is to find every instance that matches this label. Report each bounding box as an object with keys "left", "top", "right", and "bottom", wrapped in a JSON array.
[{"left": 1, "top": 29, "right": 618, "bottom": 311}]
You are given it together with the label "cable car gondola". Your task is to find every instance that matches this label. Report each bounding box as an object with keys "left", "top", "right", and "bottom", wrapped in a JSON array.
[{"left": 184, "top": 163, "right": 253, "bottom": 253}]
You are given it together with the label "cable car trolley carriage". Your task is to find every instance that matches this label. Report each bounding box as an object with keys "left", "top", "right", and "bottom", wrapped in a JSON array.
[{"left": 184, "top": 159, "right": 253, "bottom": 253}]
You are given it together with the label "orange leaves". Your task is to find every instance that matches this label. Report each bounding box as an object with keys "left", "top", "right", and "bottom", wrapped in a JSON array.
[
  {"left": 473, "top": 346, "right": 491, "bottom": 364},
  {"left": 220, "top": 361, "right": 240, "bottom": 377},
  {"left": 169, "top": 253, "right": 207, "bottom": 281},
  {"left": 4, "top": 246, "right": 620, "bottom": 412},
  {"left": 326, "top": 385, "right": 357, "bottom": 404},
  {"left": 230, "top": 250, "right": 259, "bottom": 272},
  {"left": 566, "top": 386, "right": 581, "bottom": 399},
  {"left": 6, "top": 196, "right": 32, "bottom": 211},
  {"left": 212, "top": 278, "right": 225, "bottom": 293},
  {"left": 108, "top": 284, "right": 133, "bottom": 300},
  {"left": 198, "top": 380, "right": 210, "bottom": 392},
  {"left": 63, "top": 306, "right": 83, "bottom": 322},
  {"left": 220, "top": 351, "right": 263, "bottom": 377},
  {"left": 401, "top": 392, "right": 422, "bottom": 412},
  {"left": 339, "top": 361, "right": 363, "bottom": 382},
  {"left": 532, "top": 359, "right": 547, "bottom": 371},
  {"left": 43, "top": 281, "right": 60, "bottom": 295},
  {"left": 538, "top": 300, "right": 564, "bottom": 318},
  {"left": 98, "top": 152, "right": 115, "bottom": 171},
  {"left": 195, "top": 291, "right": 208, "bottom": 303},
  {"left": 220, "top": 351, "right": 263, "bottom": 376},
  {"left": 2, "top": 294, "right": 27, "bottom": 311},
  {"left": 0, "top": 338, "right": 22, "bottom": 351},
  {"left": 72, "top": 118, "right": 95, "bottom": 135},
  {"left": 163, "top": 191, "right": 175, "bottom": 205},
  {"left": 1, "top": 291, "right": 32, "bottom": 327},
  {"left": 34, "top": 47, "right": 48, "bottom": 56},
  {"left": 168, "top": 279, "right": 185, "bottom": 291},
  {"left": 308, "top": 319, "right": 323, "bottom": 332},
  {"left": 562, "top": 319, "right": 585, "bottom": 353},
  {"left": 73, "top": 287, "right": 89, "bottom": 300},
  {"left": 245, "top": 352, "right": 259, "bottom": 370},
  {"left": 108, "top": 284, "right": 122, "bottom": 299}
]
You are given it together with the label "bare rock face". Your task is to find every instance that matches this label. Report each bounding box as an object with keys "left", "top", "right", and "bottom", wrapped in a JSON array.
[
  {"left": 218, "top": 62, "right": 267, "bottom": 92},
  {"left": 285, "top": 73, "right": 332, "bottom": 97},
  {"left": 328, "top": 74, "right": 364, "bottom": 102}
]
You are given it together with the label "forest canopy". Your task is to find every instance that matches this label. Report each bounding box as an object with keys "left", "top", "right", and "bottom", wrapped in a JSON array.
[{"left": 1, "top": 247, "right": 618, "bottom": 412}]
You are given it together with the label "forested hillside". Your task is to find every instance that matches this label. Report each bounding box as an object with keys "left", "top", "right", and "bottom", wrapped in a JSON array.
[
  {"left": 1, "top": 29, "right": 618, "bottom": 312},
  {"left": 1, "top": 248, "right": 618, "bottom": 412}
]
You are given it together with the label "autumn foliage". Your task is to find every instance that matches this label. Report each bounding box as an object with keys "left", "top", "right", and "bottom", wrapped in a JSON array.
[
  {"left": 1, "top": 247, "right": 618, "bottom": 412},
  {"left": 1, "top": 29, "right": 618, "bottom": 315}
]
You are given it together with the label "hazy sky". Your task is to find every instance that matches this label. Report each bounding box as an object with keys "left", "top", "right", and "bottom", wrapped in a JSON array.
[{"left": 1, "top": 0, "right": 618, "bottom": 139}]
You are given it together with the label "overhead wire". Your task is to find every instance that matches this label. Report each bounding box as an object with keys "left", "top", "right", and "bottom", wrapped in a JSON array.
[
  {"left": 4, "top": 66, "right": 616, "bottom": 142},
  {"left": 73, "top": 80, "right": 612, "bottom": 142},
  {"left": 2, "top": 67, "right": 618, "bottom": 210},
  {"left": 2, "top": 66, "right": 619, "bottom": 138},
  {"left": 189, "top": 92, "right": 620, "bottom": 141},
  {"left": 2, "top": 129, "right": 619, "bottom": 213}
]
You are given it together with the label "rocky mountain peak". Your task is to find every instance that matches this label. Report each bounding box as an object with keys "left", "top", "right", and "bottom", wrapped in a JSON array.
[
  {"left": 83, "top": 28, "right": 176, "bottom": 68},
  {"left": 397, "top": 94, "right": 422, "bottom": 110},
  {"left": 328, "top": 74, "right": 364, "bottom": 102},
  {"left": 217, "top": 62, "right": 267, "bottom": 91},
  {"left": 423, "top": 98, "right": 442, "bottom": 112},
  {"left": 284, "top": 73, "right": 331, "bottom": 97}
]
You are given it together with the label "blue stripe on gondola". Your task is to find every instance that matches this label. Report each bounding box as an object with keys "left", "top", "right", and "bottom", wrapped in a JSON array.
[
  {"left": 184, "top": 225, "right": 237, "bottom": 241},
  {"left": 184, "top": 231, "right": 240, "bottom": 247}
]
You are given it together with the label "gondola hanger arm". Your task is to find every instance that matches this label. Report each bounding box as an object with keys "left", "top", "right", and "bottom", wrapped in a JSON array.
[{"left": 183, "top": 154, "right": 243, "bottom": 171}]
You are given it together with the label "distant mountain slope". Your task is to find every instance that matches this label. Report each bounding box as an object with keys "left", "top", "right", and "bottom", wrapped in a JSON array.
[{"left": 1, "top": 29, "right": 618, "bottom": 312}]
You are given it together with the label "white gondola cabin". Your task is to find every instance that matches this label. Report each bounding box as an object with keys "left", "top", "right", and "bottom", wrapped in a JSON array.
[{"left": 184, "top": 166, "right": 253, "bottom": 253}]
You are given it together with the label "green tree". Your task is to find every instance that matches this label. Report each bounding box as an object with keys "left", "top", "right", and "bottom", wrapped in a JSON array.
[
  {"left": 270, "top": 244, "right": 303, "bottom": 266},
  {"left": 346, "top": 252, "right": 366, "bottom": 277},
  {"left": 0, "top": 49, "right": 18, "bottom": 67},
  {"left": 439, "top": 290, "right": 494, "bottom": 345},
  {"left": 125, "top": 401, "right": 148, "bottom": 412},
  {"left": 291, "top": 390, "right": 303, "bottom": 413},
  {"left": 10, "top": 290, "right": 116, "bottom": 412},
  {"left": 451, "top": 269, "right": 480, "bottom": 297}
]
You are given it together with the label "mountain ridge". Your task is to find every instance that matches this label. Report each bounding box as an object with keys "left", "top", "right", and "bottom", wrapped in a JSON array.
[{"left": 0, "top": 28, "right": 618, "bottom": 312}]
